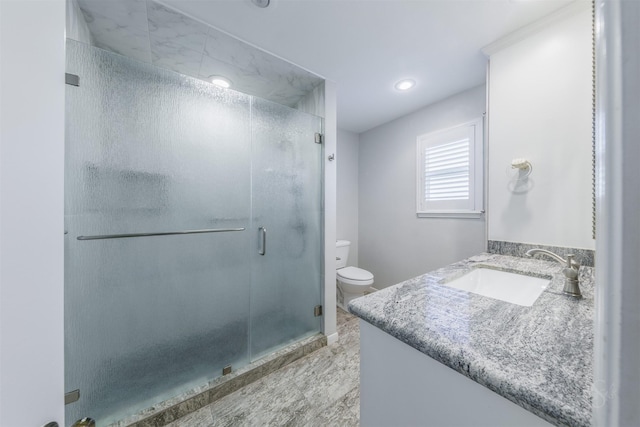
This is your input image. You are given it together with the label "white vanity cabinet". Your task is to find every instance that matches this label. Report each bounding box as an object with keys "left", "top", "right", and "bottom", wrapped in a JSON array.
[{"left": 359, "top": 320, "right": 552, "bottom": 427}]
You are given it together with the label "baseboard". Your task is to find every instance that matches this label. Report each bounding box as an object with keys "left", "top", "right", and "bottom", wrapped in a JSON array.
[{"left": 326, "top": 331, "right": 339, "bottom": 345}]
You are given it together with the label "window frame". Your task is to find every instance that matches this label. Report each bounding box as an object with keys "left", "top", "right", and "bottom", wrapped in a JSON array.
[{"left": 416, "top": 118, "right": 484, "bottom": 219}]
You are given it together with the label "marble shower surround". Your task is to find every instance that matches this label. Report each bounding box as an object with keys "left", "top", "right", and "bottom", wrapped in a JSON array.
[
  {"left": 488, "top": 240, "right": 595, "bottom": 267},
  {"left": 72, "top": 0, "right": 324, "bottom": 108},
  {"left": 350, "top": 253, "right": 594, "bottom": 427},
  {"left": 107, "top": 334, "right": 326, "bottom": 427}
]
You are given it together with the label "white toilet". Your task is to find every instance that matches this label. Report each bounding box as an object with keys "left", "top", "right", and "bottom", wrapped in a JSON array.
[{"left": 336, "top": 240, "right": 374, "bottom": 311}]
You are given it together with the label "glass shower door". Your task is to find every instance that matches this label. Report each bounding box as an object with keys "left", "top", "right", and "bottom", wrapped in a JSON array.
[
  {"left": 250, "top": 98, "right": 324, "bottom": 359},
  {"left": 64, "top": 41, "right": 252, "bottom": 425}
]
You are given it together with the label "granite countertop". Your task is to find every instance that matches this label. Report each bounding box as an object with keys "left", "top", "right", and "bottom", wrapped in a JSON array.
[{"left": 348, "top": 253, "right": 593, "bottom": 427}]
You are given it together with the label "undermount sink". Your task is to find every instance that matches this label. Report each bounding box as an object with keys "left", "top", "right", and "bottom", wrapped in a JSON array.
[{"left": 442, "top": 267, "right": 550, "bottom": 306}]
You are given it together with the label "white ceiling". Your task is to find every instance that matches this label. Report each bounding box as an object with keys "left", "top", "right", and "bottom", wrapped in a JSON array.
[{"left": 161, "top": 0, "right": 577, "bottom": 133}]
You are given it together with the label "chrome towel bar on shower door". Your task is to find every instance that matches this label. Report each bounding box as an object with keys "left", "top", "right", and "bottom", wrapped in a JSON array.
[{"left": 76, "top": 228, "right": 245, "bottom": 240}]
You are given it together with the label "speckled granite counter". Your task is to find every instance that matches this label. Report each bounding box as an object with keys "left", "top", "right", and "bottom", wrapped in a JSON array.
[{"left": 349, "top": 253, "right": 593, "bottom": 427}]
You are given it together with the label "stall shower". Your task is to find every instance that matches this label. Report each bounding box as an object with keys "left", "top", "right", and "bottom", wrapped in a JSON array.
[{"left": 64, "top": 40, "right": 324, "bottom": 425}]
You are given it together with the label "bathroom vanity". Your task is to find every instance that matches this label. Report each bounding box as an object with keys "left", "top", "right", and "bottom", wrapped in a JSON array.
[{"left": 349, "top": 253, "right": 594, "bottom": 427}]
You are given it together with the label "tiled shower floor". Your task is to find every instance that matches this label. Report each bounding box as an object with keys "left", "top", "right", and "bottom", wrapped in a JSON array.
[{"left": 166, "top": 308, "right": 360, "bottom": 427}]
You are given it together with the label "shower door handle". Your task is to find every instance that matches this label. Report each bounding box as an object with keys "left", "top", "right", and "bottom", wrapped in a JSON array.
[{"left": 259, "top": 227, "right": 267, "bottom": 256}]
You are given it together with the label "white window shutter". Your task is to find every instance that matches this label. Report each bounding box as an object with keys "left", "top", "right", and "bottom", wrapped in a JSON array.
[
  {"left": 424, "top": 138, "right": 470, "bottom": 201},
  {"left": 416, "top": 119, "right": 483, "bottom": 218}
]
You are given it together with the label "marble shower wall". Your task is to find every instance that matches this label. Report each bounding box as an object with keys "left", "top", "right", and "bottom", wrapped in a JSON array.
[
  {"left": 69, "top": 0, "right": 324, "bottom": 110},
  {"left": 66, "top": 0, "right": 93, "bottom": 45},
  {"left": 295, "top": 83, "right": 325, "bottom": 119}
]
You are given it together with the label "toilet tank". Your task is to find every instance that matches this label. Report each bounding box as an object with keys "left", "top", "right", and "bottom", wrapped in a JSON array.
[{"left": 336, "top": 240, "right": 350, "bottom": 269}]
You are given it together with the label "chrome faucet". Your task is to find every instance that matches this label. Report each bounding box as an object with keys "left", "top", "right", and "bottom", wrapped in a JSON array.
[{"left": 525, "top": 248, "right": 582, "bottom": 298}]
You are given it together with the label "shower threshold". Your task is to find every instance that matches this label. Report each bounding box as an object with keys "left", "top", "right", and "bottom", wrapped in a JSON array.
[{"left": 107, "top": 333, "right": 327, "bottom": 427}]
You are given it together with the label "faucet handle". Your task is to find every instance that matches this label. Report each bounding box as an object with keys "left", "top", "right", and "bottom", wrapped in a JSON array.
[
  {"left": 566, "top": 254, "right": 580, "bottom": 270},
  {"left": 563, "top": 254, "right": 580, "bottom": 283},
  {"left": 566, "top": 254, "right": 574, "bottom": 268},
  {"left": 563, "top": 254, "right": 582, "bottom": 297}
]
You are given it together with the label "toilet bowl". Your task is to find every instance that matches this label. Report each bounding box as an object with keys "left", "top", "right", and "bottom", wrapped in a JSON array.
[{"left": 336, "top": 240, "right": 374, "bottom": 311}]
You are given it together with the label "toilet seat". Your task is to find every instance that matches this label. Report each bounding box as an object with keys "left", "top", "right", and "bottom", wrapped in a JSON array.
[{"left": 337, "top": 266, "right": 374, "bottom": 286}]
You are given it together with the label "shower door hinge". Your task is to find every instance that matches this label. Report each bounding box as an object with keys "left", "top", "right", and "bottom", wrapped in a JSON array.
[
  {"left": 71, "top": 418, "right": 95, "bottom": 427},
  {"left": 222, "top": 365, "right": 232, "bottom": 375},
  {"left": 314, "top": 133, "right": 323, "bottom": 144},
  {"left": 65, "top": 73, "right": 80, "bottom": 87},
  {"left": 314, "top": 305, "right": 323, "bottom": 317},
  {"left": 65, "top": 389, "right": 80, "bottom": 405}
]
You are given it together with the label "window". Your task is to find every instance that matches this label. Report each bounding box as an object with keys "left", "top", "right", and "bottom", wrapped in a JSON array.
[{"left": 416, "top": 118, "right": 484, "bottom": 218}]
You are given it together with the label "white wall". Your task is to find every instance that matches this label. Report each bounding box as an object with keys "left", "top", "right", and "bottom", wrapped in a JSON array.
[
  {"left": 359, "top": 85, "right": 487, "bottom": 289},
  {"left": 322, "top": 80, "right": 338, "bottom": 343},
  {"left": 336, "top": 129, "right": 359, "bottom": 266},
  {"left": 487, "top": 5, "right": 594, "bottom": 250},
  {"left": 0, "top": 0, "right": 66, "bottom": 425}
]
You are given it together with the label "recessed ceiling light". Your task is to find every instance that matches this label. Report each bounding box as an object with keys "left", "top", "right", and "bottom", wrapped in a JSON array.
[
  {"left": 210, "top": 76, "right": 232, "bottom": 88},
  {"left": 395, "top": 79, "right": 416, "bottom": 91},
  {"left": 251, "top": 0, "right": 270, "bottom": 8}
]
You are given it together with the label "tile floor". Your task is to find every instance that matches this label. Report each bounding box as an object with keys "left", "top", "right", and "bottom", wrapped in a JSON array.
[{"left": 166, "top": 308, "right": 360, "bottom": 427}]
